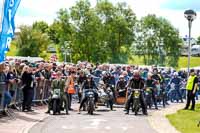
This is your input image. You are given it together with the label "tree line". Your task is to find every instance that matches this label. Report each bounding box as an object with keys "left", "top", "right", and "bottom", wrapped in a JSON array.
[{"left": 13, "top": 0, "right": 182, "bottom": 67}]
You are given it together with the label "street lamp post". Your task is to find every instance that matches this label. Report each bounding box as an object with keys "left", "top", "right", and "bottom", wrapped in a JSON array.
[
  {"left": 184, "top": 9, "right": 197, "bottom": 77},
  {"left": 159, "top": 38, "right": 164, "bottom": 66},
  {"left": 67, "top": 46, "right": 72, "bottom": 63}
]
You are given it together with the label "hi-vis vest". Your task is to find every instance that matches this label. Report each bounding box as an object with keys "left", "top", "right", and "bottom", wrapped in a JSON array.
[{"left": 186, "top": 75, "right": 197, "bottom": 90}]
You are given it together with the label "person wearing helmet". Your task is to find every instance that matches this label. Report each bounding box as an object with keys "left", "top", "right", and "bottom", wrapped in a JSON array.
[
  {"left": 78, "top": 74, "right": 98, "bottom": 113},
  {"left": 116, "top": 75, "right": 127, "bottom": 97},
  {"left": 169, "top": 72, "right": 183, "bottom": 103},
  {"left": 102, "top": 72, "right": 116, "bottom": 101},
  {"left": 146, "top": 72, "right": 158, "bottom": 109},
  {"left": 125, "top": 70, "right": 147, "bottom": 115}
]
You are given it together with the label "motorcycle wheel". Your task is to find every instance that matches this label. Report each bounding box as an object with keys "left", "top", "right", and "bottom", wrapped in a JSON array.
[
  {"left": 134, "top": 100, "right": 139, "bottom": 115},
  {"left": 88, "top": 101, "right": 94, "bottom": 115},
  {"left": 53, "top": 100, "right": 57, "bottom": 115}
]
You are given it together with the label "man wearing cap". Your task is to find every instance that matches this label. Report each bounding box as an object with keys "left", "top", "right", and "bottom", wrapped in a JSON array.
[
  {"left": 46, "top": 71, "right": 68, "bottom": 114},
  {"left": 184, "top": 69, "right": 198, "bottom": 110}
]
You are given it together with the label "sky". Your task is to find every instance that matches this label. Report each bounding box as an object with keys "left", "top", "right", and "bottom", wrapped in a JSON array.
[{"left": 11, "top": 0, "right": 200, "bottom": 38}]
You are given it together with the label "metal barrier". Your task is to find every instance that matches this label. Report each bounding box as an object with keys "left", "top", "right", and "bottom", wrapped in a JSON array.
[
  {"left": 0, "top": 79, "right": 53, "bottom": 113},
  {"left": 33, "top": 79, "right": 51, "bottom": 104},
  {"left": 0, "top": 82, "right": 6, "bottom": 112}
]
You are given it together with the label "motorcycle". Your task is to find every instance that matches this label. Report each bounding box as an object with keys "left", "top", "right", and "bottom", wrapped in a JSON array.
[
  {"left": 86, "top": 89, "right": 96, "bottom": 115},
  {"left": 105, "top": 86, "right": 114, "bottom": 110},
  {"left": 98, "top": 84, "right": 114, "bottom": 110},
  {"left": 144, "top": 87, "right": 152, "bottom": 109},
  {"left": 131, "top": 88, "right": 142, "bottom": 115},
  {"left": 51, "top": 88, "right": 61, "bottom": 115}
]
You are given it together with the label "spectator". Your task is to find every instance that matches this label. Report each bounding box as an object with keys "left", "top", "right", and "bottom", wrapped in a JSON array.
[{"left": 21, "top": 65, "right": 34, "bottom": 112}]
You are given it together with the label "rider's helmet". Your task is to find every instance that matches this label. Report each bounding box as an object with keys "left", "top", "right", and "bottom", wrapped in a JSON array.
[
  {"left": 86, "top": 74, "right": 92, "bottom": 78},
  {"left": 173, "top": 72, "right": 178, "bottom": 77},
  {"left": 102, "top": 71, "right": 107, "bottom": 76}
]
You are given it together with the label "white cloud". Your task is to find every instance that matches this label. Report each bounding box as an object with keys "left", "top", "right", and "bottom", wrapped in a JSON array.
[
  {"left": 14, "top": 0, "right": 200, "bottom": 38},
  {"left": 15, "top": 0, "right": 97, "bottom": 25},
  {"left": 123, "top": 0, "right": 200, "bottom": 38}
]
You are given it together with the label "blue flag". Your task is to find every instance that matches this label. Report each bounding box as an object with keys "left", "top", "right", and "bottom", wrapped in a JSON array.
[{"left": 0, "top": 0, "right": 21, "bottom": 62}]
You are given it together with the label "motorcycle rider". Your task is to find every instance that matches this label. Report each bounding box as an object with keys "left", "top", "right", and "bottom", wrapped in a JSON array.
[
  {"left": 78, "top": 74, "right": 98, "bottom": 114},
  {"left": 151, "top": 69, "right": 162, "bottom": 104},
  {"left": 146, "top": 73, "right": 158, "bottom": 109},
  {"left": 125, "top": 70, "right": 147, "bottom": 115},
  {"left": 46, "top": 71, "right": 68, "bottom": 114},
  {"left": 169, "top": 72, "right": 183, "bottom": 103},
  {"left": 102, "top": 72, "right": 116, "bottom": 101},
  {"left": 116, "top": 75, "right": 127, "bottom": 97}
]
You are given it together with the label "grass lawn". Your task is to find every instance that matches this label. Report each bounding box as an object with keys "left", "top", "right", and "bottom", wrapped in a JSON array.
[
  {"left": 6, "top": 43, "right": 200, "bottom": 69},
  {"left": 178, "top": 56, "right": 200, "bottom": 68},
  {"left": 6, "top": 43, "right": 18, "bottom": 56},
  {"left": 166, "top": 104, "right": 200, "bottom": 133},
  {"left": 128, "top": 55, "right": 200, "bottom": 69}
]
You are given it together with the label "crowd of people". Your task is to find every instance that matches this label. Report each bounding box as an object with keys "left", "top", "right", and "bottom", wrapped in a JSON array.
[{"left": 0, "top": 59, "right": 199, "bottom": 116}]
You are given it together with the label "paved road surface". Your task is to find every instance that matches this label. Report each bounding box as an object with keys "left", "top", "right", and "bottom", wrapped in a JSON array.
[{"left": 29, "top": 106, "right": 157, "bottom": 133}]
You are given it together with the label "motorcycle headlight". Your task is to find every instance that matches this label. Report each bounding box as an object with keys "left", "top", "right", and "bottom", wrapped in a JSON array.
[
  {"left": 135, "top": 90, "right": 139, "bottom": 93},
  {"left": 89, "top": 95, "right": 93, "bottom": 98},
  {"left": 88, "top": 92, "right": 94, "bottom": 95}
]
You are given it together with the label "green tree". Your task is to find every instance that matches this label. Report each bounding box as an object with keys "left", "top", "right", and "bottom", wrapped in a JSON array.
[
  {"left": 32, "top": 21, "right": 49, "bottom": 33},
  {"left": 70, "top": 0, "right": 108, "bottom": 63},
  {"left": 133, "top": 14, "right": 182, "bottom": 67},
  {"left": 15, "top": 25, "right": 51, "bottom": 59},
  {"left": 96, "top": 0, "right": 136, "bottom": 63}
]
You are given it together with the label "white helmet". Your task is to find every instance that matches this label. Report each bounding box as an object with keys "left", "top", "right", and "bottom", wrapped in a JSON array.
[
  {"left": 174, "top": 72, "right": 178, "bottom": 76},
  {"left": 102, "top": 71, "right": 107, "bottom": 76}
]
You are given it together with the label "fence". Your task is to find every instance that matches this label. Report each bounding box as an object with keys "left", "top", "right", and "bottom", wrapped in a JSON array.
[
  {"left": 0, "top": 79, "right": 52, "bottom": 113},
  {"left": 0, "top": 76, "right": 84, "bottom": 113},
  {"left": 0, "top": 82, "right": 6, "bottom": 112}
]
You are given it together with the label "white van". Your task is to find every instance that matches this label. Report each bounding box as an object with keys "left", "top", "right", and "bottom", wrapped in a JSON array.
[{"left": 191, "top": 45, "right": 200, "bottom": 56}]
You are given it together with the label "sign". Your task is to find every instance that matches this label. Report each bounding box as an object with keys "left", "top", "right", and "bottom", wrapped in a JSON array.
[{"left": 0, "top": 0, "right": 21, "bottom": 62}]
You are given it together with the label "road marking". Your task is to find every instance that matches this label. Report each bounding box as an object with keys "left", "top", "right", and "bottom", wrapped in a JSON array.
[
  {"left": 62, "top": 125, "right": 75, "bottom": 129},
  {"left": 83, "top": 126, "right": 98, "bottom": 129},
  {"left": 122, "top": 127, "right": 128, "bottom": 131},
  {"left": 105, "top": 126, "right": 111, "bottom": 130},
  {"left": 87, "top": 119, "right": 107, "bottom": 127},
  {"left": 62, "top": 126, "right": 67, "bottom": 129},
  {"left": 82, "top": 119, "right": 107, "bottom": 130}
]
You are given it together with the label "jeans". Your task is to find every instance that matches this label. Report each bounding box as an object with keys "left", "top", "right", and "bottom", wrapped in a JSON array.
[
  {"left": 174, "top": 88, "right": 183, "bottom": 102},
  {"left": 65, "top": 92, "right": 72, "bottom": 109},
  {"left": 4, "top": 91, "right": 12, "bottom": 108}
]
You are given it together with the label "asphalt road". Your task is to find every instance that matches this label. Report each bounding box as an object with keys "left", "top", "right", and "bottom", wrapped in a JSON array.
[{"left": 29, "top": 105, "right": 157, "bottom": 133}]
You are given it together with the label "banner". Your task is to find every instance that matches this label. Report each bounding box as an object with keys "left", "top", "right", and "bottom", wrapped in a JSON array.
[
  {"left": 0, "top": 0, "right": 5, "bottom": 33},
  {"left": 0, "top": 0, "right": 21, "bottom": 62}
]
